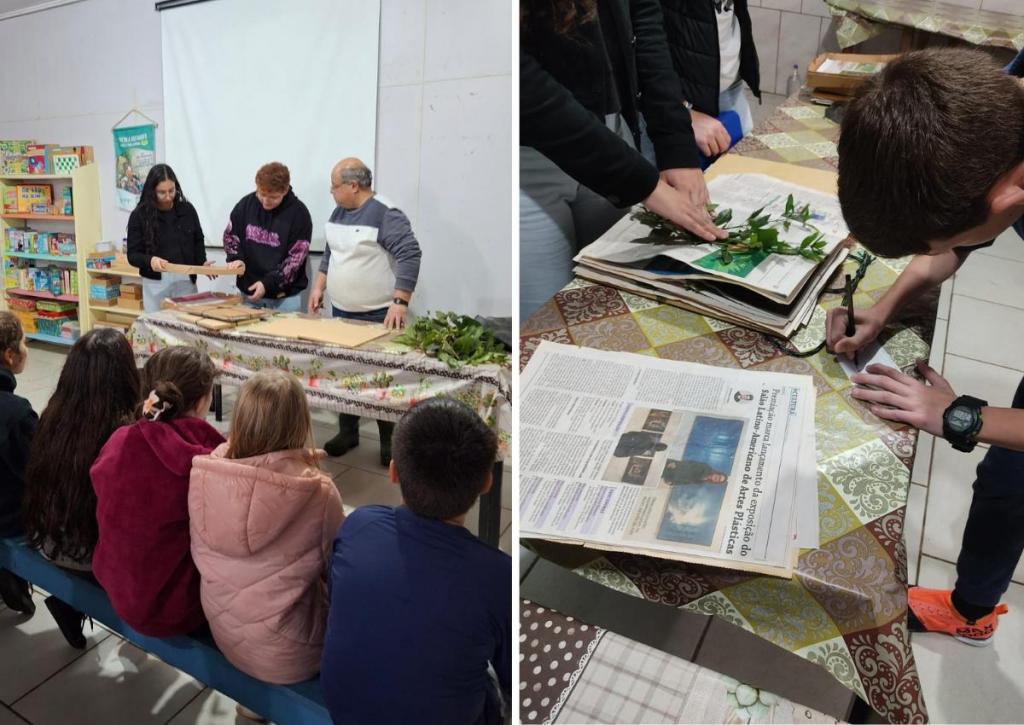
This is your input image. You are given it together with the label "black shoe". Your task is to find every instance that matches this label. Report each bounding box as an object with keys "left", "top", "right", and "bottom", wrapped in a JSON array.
[
  {"left": 44, "top": 596, "right": 87, "bottom": 649},
  {"left": 378, "top": 420, "right": 394, "bottom": 467},
  {"left": 323, "top": 414, "right": 361, "bottom": 457},
  {"left": 0, "top": 569, "right": 35, "bottom": 616}
]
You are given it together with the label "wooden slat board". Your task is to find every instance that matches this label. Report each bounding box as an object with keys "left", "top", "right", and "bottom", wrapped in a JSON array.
[
  {"left": 163, "top": 263, "right": 243, "bottom": 276},
  {"left": 244, "top": 317, "right": 390, "bottom": 348}
]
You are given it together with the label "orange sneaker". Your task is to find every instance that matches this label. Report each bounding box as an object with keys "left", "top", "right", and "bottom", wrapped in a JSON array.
[{"left": 908, "top": 587, "right": 1009, "bottom": 647}]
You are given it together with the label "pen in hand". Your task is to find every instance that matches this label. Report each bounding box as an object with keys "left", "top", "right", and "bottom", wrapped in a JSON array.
[{"left": 844, "top": 274, "right": 859, "bottom": 368}]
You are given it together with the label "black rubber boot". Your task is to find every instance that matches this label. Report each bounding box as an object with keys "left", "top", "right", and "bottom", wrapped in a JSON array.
[
  {"left": 323, "top": 414, "right": 361, "bottom": 457},
  {"left": 378, "top": 421, "right": 395, "bottom": 467},
  {"left": 44, "top": 596, "right": 87, "bottom": 650},
  {"left": 0, "top": 569, "right": 35, "bottom": 617}
]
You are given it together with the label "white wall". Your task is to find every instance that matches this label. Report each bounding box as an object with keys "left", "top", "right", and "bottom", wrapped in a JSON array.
[{"left": 0, "top": 0, "right": 514, "bottom": 318}]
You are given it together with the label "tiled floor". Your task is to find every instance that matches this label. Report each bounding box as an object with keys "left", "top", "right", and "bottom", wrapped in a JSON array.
[
  {"left": 903, "top": 226, "right": 1024, "bottom": 723},
  {"left": 1, "top": 347, "right": 511, "bottom": 724}
]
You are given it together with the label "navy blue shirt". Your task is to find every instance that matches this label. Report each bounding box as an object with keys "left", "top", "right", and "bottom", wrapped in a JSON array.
[{"left": 321, "top": 505, "right": 511, "bottom": 725}]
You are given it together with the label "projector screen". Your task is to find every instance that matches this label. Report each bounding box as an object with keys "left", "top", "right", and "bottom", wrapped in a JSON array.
[{"left": 161, "top": 0, "right": 380, "bottom": 251}]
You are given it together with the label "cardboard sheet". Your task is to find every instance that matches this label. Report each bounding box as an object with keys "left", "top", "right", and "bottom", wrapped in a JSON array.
[
  {"left": 244, "top": 317, "right": 390, "bottom": 348},
  {"left": 162, "top": 263, "right": 242, "bottom": 276}
]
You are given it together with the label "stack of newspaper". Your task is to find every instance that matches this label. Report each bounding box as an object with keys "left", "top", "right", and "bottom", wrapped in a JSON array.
[
  {"left": 519, "top": 342, "right": 819, "bottom": 578},
  {"left": 573, "top": 172, "right": 850, "bottom": 338}
]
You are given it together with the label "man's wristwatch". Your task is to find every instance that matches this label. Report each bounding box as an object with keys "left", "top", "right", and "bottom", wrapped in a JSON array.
[
  {"left": 942, "top": 395, "right": 987, "bottom": 452},
  {"left": 391, "top": 298, "right": 408, "bottom": 307}
]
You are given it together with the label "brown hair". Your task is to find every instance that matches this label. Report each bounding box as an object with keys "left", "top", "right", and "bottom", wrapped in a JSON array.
[
  {"left": 23, "top": 328, "right": 141, "bottom": 562},
  {"left": 226, "top": 369, "right": 316, "bottom": 463},
  {"left": 255, "top": 162, "right": 290, "bottom": 193},
  {"left": 392, "top": 397, "right": 497, "bottom": 520},
  {"left": 0, "top": 311, "right": 23, "bottom": 361},
  {"left": 838, "top": 48, "right": 1024, "bottom": 258},
  {"left": 520, "top": 0, "right": 596, "bottom": 36},
  {"left": 142, "top": 346, "right": 217, "bottom": 422}
]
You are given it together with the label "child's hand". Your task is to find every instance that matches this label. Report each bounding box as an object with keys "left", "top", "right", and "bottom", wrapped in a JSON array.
[
  {"left": 826, "top": 304, "right": 886, "bottom": 359},
  {"left": 849, "top": 360, "right": 956, "bottom": 435}
]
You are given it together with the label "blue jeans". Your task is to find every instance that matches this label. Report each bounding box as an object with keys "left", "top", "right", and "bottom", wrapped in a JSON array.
[
  {"left": 955, "top": 375, "right": 1024, "bottom": 607},
  {"left": 244, "top": 294, "right": 302, "bottom": 312},
  {"left": 332, "top": 306, "right": 387, "bottom": 323}
]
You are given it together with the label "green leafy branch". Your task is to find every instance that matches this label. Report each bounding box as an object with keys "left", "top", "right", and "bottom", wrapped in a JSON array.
[
  {"left": 394, "top": 311, "right": 510, "bottom": 369},
  {"left": 630, "top": 193, "right": 828, "bottom": 265}
]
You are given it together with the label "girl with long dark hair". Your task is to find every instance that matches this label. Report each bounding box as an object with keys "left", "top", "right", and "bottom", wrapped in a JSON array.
[
  {"left": 126, "top": 164, "right": 208, "bottom": 311},
  {"left": 21, "top": 328, "right": 142, "bottom": 647}
]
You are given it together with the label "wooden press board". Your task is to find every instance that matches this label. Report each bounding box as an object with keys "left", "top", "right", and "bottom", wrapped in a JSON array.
[
  {"left": 163, "top": 263, "right": 243, "bottom": 276},
  {"left": 244, "top": 317, "right": 391, "bottom": 348},
  {"left": 704, "top": 154, "right": 839, "bottom": 194}
]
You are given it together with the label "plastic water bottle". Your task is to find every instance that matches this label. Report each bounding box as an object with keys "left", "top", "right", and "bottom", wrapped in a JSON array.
[{"left": 786, "top": 64, "right": 801, "bottom": 96}]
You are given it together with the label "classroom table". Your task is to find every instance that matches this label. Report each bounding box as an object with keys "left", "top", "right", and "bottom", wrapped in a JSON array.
[
  {"left": 520, "top": 96, "right": 934, "bottom": 723},
  {"left": 130, "top": 310, "right": 513, "bottom": 547},
  {"left": 824, "top": 0, "right": 1024, "bottom": 52}
]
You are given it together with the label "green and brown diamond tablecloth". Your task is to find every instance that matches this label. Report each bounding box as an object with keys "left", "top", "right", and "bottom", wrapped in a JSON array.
[
  {"left": 520, "top": 99, "right": 933, "bottom": 723},
  {"left": 825, "top": 0, "right": 1024, "bottom": 51}
]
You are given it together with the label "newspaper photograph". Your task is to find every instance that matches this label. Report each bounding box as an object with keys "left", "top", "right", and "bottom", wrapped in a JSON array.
[
  {"left": 520, "top": 341, "right": 818, "bottom": 577},
  {"left": 574, "top": 172, "right": 849, "bottom": 304}
]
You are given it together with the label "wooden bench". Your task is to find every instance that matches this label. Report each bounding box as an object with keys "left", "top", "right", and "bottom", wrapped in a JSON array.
[{"left": 0, "top": 537, "right": 330, "bottom": 725}]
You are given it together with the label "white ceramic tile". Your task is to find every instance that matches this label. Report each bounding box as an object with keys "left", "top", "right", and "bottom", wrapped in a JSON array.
[
  {"left": 748, "top": 8, "right": 781, "bottom": 94},
  {"left": 375, "top": 84, "right": 424, "bottom": 226},
  {"left": 942, "top": 354, "right": 1021, "bottom": 410},
  {"left": 911, "top": 557, "right": 1024, "bottom": 725},
  {"left": 905, "top": 483, "right": 926, "bottom": 585},
  {"left": 0, "top": 592, "right": 110, "bottom": 704},
  {"left": 334, "top": 465, "right": 402, "bottom": 509},
  {"left": 328, "top": 428, "right": 388, "bottom": 474},
  {"left": 946, "top": 295, "right": 1024, "bottom": 371},
  {"left": 922, "top": 444, "right": 987, "bottom": 563},
  {"left": 165, "top": 688, "right": 244, "bottom": 725},
  {"left": 981, "top": 0, "right": 1024, "bottom": 14},
  {"left": 775, "top": 12, "right": 822, "bottom": 95},
  {"left": 801, "top": 0, "right": 831, "bottom": 17},
  {"left": 976, "top": 226, "right": 1024, "bottom": 262},
  {"left": 464, "top": 501, "right": 512, "bottom": 542},
  {"left": 499, "top": 519, "right": 511, "bottom": 554},
  {"left": 13, "top": 635, "right": 202, "bottom": 725},
  {"left": 910, "top": 432, "right": 933, "bottom": 487},
  {"left": 747, "top": 90, "right": 785, "bottom": 127},
  {"left": 817, "top": 16, "right": 835, "bottom": 53},
  {"left": 747, "top": 0, "right": 760, "bottom": 6},
  {"left": 936, "top": 279, "right": 952, "bottom": 321},
  {"left": 423, "top": 0, "right": 512, "bottom": 82},
  {"left": 927, "top": 318, "right": 947, "bottom": 373},
  {"left": 415, "top": 75, "right": 514, "bottom": 318},
  {"left": 762, "top": 0, "right": 801, "bottom": 11},
  {"left": 938, "top": 0, "right": 982, "bottom": 7},
  {"left": 378, "top": 0, "right": 427, "bottom": 87},
  {"left": 954, "top": 251, "right": 1024, "bottom": 310}
]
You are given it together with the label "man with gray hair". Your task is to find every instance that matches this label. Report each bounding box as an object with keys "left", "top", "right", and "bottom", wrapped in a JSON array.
[{"left": 309, "top": 157, "right": 422, "bottom": 462}]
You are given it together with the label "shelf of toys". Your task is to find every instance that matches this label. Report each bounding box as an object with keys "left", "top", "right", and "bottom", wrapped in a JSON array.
[{"left": 0, "top": 140, "right": 101, "bottom": 344}]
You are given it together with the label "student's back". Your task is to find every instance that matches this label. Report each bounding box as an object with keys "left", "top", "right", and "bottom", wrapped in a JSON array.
[
  {"left": 321, "top": 398, "right": 511, "bottom": 725},
  {"left": 322, "top": 505, "right": 511, "bottom": 725},
  {"left": 0, "top": 365, "right": 35, "bottom": 538}
]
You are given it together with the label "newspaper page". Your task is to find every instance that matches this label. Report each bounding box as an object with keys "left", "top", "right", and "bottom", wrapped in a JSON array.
[
  {"left": 574, "top": 173, "right": 849, "bottom": 304},
  {"left": 520, "top": 342, "right": 818, "bottom": 577}
]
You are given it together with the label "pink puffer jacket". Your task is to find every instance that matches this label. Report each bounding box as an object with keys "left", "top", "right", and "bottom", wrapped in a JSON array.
[{"left": 188, "top": 444, "right": 345, "bottom": 684}]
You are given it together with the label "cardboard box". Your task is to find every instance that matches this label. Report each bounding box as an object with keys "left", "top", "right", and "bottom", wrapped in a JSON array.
[
  {"left": 116, "top": 296, "right": 143, "bottom": 310},
  {"left": 807, "top": 53, "right": 899, "bottom": 97},
  {"left": 120, "top": 283, "right": 142, "bottom": 299},
  {"left": 89, "top": 297, "right": 117, "bottom": 307}
]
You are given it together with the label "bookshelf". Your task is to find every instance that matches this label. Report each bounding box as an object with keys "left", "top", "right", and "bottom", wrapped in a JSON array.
[{"left": 0, "top": 163, "right": 103, "bottom": 344}]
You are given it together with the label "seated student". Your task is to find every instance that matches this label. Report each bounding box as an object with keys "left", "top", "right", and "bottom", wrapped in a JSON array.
[
  {"left": 91, "top": 346, "right": 223, "bottom": 637},
  {"left": 321, "top": 398, "right": 511, "bottom": 725},
  {"left": 21, "top": 328, "right": 141, "bottom": 648},
  {"left": 126, "top": 164, "right": 208, "bottom": 312},
  {"left": 827, "top": 47, "right": 1024, "bottom": 645},
  {"left": 0, "top": 313, "right": 37, "bottom": 616},
  {"left": 223, "top": 162, "right": 313, "bottom": 312},
  {"left": 189, "top": 369, "right": 344, "bottom": 685}
]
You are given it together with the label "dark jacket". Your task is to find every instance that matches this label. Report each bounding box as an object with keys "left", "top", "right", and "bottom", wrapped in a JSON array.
[
  {"left": 521, "top": 0, "right": 701, "bottom": 208},
  {"left": 659, "top": 0, "right": 761, "bottom": 117},
  {"left": 91, "top": 416, "right": 225, "bottom": 637},
  {"left": 0, "top": 367, "right": 36, "bottom": 537},
  {"left": 126, "top": 201, "right": 207, "bottom": 282},
  {"left": 223, "top": 190, "right": 313, "bottom": 299}
]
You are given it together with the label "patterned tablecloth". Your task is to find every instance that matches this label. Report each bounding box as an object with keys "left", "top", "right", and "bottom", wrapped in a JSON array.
[
  {"left": 130, "top": 310, "right": 513, "bottom": 457},
  {"left": 520, "top": 99, "right": 933, "bottom": 722},
  {"left": 520, "top": 601, "right": 842, "bottom": 724},
  {"left": 825, "top": 0, "right": 1024, "bottom": 51}
]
